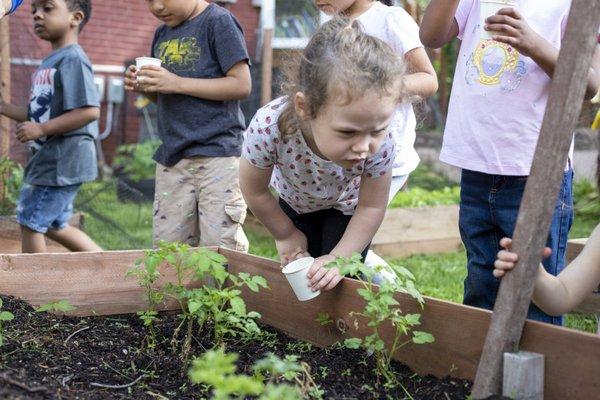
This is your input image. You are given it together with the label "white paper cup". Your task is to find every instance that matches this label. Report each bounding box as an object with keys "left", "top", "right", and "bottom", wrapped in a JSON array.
[
  {"left": 136, "top": 57, "right": 162, "bottom": 70},
  {"left": 282, "top": 257, "right": 320, "bottom": 301},
  {"left": 135, "top": 57, "right": 162, "bottom": 83},
  {"left": 480, "top": 0, "right": 517, "bottom": 40}
]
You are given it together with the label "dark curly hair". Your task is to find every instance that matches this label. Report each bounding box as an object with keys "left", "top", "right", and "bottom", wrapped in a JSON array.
[{"left": 65, "top": 0, "right": 92, "bottom": 32}]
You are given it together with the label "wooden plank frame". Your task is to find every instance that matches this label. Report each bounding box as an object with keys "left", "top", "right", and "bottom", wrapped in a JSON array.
[{"left": 1, "top": 248, "right": 599, "bottom": 399}]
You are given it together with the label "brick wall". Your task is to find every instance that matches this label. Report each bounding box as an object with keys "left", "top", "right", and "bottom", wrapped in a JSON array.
[{"left": 7, "top": 0, "right": 260, "bottom": 164}]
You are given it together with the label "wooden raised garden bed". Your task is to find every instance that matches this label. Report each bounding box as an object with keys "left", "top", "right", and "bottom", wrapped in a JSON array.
[{"left": 1, "top": 248, "right": 599, "bottom": 399}]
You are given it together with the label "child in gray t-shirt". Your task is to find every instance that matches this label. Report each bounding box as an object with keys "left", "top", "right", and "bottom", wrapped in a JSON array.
[
  {"left": 124, "top": 0, "right": 251, "bottom": 251},
  {"left": 0, "top": 0, "right": 101, "bottom": 253}
]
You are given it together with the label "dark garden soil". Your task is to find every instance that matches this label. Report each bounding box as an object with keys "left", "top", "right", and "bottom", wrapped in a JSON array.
[{"left": 0, "top": 295, "right": 473, "bottom": 400}]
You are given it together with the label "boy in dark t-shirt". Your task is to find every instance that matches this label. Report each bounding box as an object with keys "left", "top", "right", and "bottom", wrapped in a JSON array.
[
  {"left": 0, "top": 0, "right": 101, "bottom": 253},
  {"left": 125, "top": 0, "right": 251, "bottom": 251}
]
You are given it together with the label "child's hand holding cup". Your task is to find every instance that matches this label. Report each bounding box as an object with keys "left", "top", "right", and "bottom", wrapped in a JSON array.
[
  {"left": 124, "top": 57, "right": 162, "bottom": 91},
  {"left": 480, "top": 0, "right": 517, "bottom": 40}
]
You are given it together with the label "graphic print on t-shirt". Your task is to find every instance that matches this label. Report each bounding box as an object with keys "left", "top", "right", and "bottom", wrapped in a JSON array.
[
  {"left": 29, "top": 68, "right": 56, "bottom": 124},
  {"left": 155, "top": 37, "right": 201, "bottom": 73},
  {"left": 465, "top": 39, "right": 527, "bottom": 91},
  {"left": 28, "top": 67, "right": 57, "bottom": 149}
]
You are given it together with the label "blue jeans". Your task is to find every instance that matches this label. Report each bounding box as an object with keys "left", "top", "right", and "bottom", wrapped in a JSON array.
[
  {"left": 16, "top": 183, "right": 81, "bottom": 233},
  {"left": 459, "top": 169, "right": 574, "bottom": 325}
]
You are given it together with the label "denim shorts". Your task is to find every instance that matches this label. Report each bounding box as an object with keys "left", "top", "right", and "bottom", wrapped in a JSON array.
[{"left": 16, "top": 183, "right": 81, "bottom": 233}]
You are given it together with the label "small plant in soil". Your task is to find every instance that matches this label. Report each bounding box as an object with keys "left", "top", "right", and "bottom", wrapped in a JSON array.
[
  {"left": 128, "top": 242, "right": 269, "bottom": 359},
  {"left": 35, "top": 299, "right": 76, "bottom": 314},
  {"left": 330, "top": 254, "right": 435, "bottom": 388},
  {"left": 189, "top": 348, "right": 306, "bottom": 400},
  {"left": 0, "top": 298, "right": 14, "bottom": 346}
]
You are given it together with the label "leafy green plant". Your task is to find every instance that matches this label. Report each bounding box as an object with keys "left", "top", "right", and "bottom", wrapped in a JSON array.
[
  {"left": 253, "top": 353, "right": 323, "bottom": 399},
  {"left": 113, "top": 140, "right": 160, "bottom": 182},
  {"left": 0, "top": 157, "right": 23, "bottom": 215},
  {"left": 129, "top": 242, "right": 269, "bottom": 359},
  {"left": 189, "top": 348, "right": 304, "bottom": 400},
  {"left": 574, "top": 179, "right": 599, "bottom": 220},
  {"left": 126, "top": 253, "right": 164, "bottom": 348},
  {"left": 330, "top": 254, "right": 435, "bottom": 387},
  {"left": 35, "top": 300, "right": 76, "bottom": 314},
  {"left": 0, "top": 298, "right": 14, "bottom": 346}
]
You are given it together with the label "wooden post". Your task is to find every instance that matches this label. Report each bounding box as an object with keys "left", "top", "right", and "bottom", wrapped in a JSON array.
[
  {"left": 260, "top": 0, "right": 274, "bottom": 106},
  {"left": 0, "top": 15, "right": 10, "bottom": 158},
  {"left": 471, "top": 0, "right": 600, "bottom": 397},
  {"left": 261, "top": 29, "right": 273, "bottom": 106}
]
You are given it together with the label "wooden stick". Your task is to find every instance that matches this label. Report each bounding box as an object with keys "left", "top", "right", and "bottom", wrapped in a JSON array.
[
  {"left": 471, "top": 0, "right": 600, "bottom": 397},
  {"left": 0, "top": 15, "right": 11, "bottom": 158}
]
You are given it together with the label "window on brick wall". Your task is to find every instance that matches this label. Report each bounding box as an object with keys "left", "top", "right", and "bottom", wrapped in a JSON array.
[{"left": 273, "top": 0, "right": 320, "bottom": 49}]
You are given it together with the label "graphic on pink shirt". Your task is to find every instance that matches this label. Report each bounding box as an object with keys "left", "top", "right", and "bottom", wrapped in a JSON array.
[{"left": 465, "top": 39, "right": 527, "bottom": 91}]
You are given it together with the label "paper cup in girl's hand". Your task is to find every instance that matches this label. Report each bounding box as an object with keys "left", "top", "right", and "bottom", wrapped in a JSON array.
[
  {"left": 282, "top": 257, "right": 320, "bottom": 301},
  {"left": 480, "top": 0, "right": 517, "bottom": 40}
]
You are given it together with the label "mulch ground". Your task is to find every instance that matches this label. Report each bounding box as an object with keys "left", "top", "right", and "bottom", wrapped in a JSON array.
[{"left": 0, "top": 295, "right": 475, "bottom": 400}]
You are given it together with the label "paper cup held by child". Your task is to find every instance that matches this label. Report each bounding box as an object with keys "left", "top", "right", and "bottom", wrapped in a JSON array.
[
  {"left": 480, "top": 0, "right": 517, "bottom": 40},
  {"left": 136, "top": 57, "right": 162, "bottom": 70},
  {"left": 135, "top": 57, "right": 162, "bottom": 84},
  {"left": 282, "top": 257, "right": 320, "bottom": 301}
]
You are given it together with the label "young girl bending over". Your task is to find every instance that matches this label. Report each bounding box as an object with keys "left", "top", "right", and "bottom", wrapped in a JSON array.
[{"left": 240, "top": 18, "right": 405, "bottom": 293}]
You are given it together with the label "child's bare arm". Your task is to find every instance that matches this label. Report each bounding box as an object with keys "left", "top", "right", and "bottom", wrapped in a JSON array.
[
  {"left": 420, "top": 0, "right": 461, "bottom": 49},
  {"left": 487, "top": 8, "right": 600, "bottom": 98},
  {"left": 239, "top": 158, "right": 309, "bottom": 266},
  {"left": 403, "top": 47, "right": 439, "bottom": 98},
  {"left": 137, "top": 61, "right": 251, "bottom": 101},
  {"left": 15, "top": 106, "right": 99, "bottom": 143},
  {"left": 495, "top": 225, "right": 600, "bottom": 316},
  {"left": 0, "top": 96, "right": 28, "bottom": 123},
  {"left": 332, "top": 171, "right": 391, "bottom": 258},
  {"left": 534, "top": 225, "right": 600, "bottom": 316}
]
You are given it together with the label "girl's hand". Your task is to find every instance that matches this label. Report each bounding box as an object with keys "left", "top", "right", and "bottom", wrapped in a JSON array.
[
  {"left": 494, "top": 238, "right": 552, "bottom": 278},
  {"left": 136, "top": 65, "right": 181, "bottom": 94},
  {"left": 276, "top": 229, "right": 309, "bottom": 267},
  {"left": 16, "top": 121, "right": 45, "bottom": 142},
  {"left": 307, "top": 254, "right": 343, "bottom": 292},
  {"left": 485, "top": 8, "right": 542, "bottom": 58},
  {"left": 124, "top": 65, "right": 139, "bottom": 92}
]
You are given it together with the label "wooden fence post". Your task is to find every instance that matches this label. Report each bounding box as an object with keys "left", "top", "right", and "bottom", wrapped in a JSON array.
[
  {"left": 0, "top": 15, "right": 10, "bottom": 158},
  {"left": 471, "top": 0, "right": 600, "bottom": 398}
]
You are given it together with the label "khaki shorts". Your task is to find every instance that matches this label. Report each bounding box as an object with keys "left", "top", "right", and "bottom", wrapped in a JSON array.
[{"left": 153, "top": 156, "right": 249, "bottom": 252}]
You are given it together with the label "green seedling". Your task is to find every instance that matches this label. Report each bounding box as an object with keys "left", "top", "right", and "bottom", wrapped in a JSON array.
[
  {"left": 189, "top": 348, "right": 304, "bottom": 400},
  {"left": 253, "top": 353, "right": 323, "bottom": 399},
  {"left": 130, "top": 242, "right": 269, "bottom": 360},
  {"left": 35, "top": 300, "right": 76, "bottom": 314},
  {"left": 329, "top": 254, "right": 434, "bottom": 387},
  {"left": 0, "top": 298, "right": 14, "bottom": 346}
]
